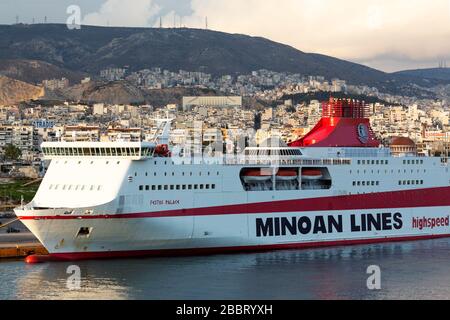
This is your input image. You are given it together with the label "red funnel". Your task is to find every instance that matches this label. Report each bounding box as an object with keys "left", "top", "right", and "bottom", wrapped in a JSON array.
[{"left": 289, "top": 98, "right": 380, "bottom": 148}]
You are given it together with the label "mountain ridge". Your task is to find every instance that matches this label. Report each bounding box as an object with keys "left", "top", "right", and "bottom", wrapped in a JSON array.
[
  {"left": 0, "top": 23, "right": 448, "bottom": 100},
  {"left": 393, "top": 68, "right": 450, "bottom": 81}
]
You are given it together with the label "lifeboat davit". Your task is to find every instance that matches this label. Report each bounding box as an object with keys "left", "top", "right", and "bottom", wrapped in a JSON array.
[
  {"left": 276, "top": 170, "right": 298, "bottom": 181},
  {"left": 243, "top": 170, "right": 272, "bottom": 183},
  {"left": 301, "top": 169, "right": 323, "bottom": 180}
]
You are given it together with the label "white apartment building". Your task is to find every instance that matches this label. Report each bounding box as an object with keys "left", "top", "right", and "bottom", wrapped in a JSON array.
[
  {"left": 62, "top": 125, "right": 100, "bottom": 142},
  {"left": 182, "top": 96, "right": 242, "bottom": 111},
  {"left": 0, "top": 125, "right": 39, "bottom": 160}
]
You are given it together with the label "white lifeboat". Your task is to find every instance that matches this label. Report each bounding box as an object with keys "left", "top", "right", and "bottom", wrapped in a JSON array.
[
  {"left": 301, "top": 169, "right": 323, "bottom": 180},
  {"left": 243, "top": 170, "right": 272, "bottom": 183},
  {"left": 276, "top": 170, "right": 298, "bottom": 181}
]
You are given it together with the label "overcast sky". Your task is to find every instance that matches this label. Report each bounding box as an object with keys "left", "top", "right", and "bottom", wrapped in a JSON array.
[{"left": 1, "top": 0, "right": 450, "bottom": 73}]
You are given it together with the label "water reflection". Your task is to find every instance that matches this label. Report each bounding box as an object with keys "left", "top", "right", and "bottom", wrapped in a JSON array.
[
  {"left": 14, "top": 263, "right": 131, "bottom": 300},
  {"left": 2, "top": 239, "right": 450, "bottom": 300}
]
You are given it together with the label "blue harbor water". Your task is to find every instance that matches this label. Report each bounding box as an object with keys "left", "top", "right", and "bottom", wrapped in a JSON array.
[{"left": 1, "top": 238, "right": 450, "bottom": 300}]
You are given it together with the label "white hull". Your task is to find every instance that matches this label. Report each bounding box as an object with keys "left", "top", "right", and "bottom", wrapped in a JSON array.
[{"left": 17, "top": 202, "right": 450, "bottom": 258}]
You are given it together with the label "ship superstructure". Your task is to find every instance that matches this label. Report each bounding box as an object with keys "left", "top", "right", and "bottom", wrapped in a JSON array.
[{"left": 15, "top": 99, "right": 450, "bottom": 260}]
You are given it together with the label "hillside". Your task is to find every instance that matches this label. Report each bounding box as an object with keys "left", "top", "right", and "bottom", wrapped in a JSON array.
[
  {"left": 0, "top": 24, "right": 446, "bottom": 97},
  {"left": 46, "top": 81, "right": 224, "bottom": 107},
  {"left": 0, "top": 59, "right": 86, "bottom": 85},
  {"left": 60, "top": 81, "right": 147, "bottom": 105},
  {"left": 394, "top": 68, "right": 450, "bottom": 81},
  {"left": 0, "top": 75, "right": 44, "bottom": 105}
]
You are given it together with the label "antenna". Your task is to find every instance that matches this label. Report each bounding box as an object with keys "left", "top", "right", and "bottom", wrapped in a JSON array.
[{"left": 15, "top": 15, "right": 19, "bottom": 24}]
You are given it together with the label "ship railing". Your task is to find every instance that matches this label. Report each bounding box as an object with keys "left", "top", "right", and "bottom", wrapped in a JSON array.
[
  {"left": 171, "top": 156, "right": 352, "bottom": 166},
  {"left": 222, "top": 157, "right": 352, "bottom": 166}
]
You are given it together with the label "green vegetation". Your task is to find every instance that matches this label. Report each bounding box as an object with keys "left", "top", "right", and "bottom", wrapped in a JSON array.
[
  {"left": 0, "top": 179, "right": 40, "bottom": 205},
  {"left": 4, "top": 144, "right": 22, "bottom": 161}
]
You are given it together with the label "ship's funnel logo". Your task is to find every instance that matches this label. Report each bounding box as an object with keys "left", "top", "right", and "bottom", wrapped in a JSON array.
[{"left": 358, "top": 123, "right": 369, "bottom": 144}]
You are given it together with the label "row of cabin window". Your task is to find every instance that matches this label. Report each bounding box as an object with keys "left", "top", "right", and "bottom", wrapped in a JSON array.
[
  {"left": 245, "top": 150, "right": 302, "bottom": 156},
  {"left": 399, "top": 180, "right": 424, "bottom": 186},
  {"left": 44, "top": 147, "right": 146, "bottom": 157},
  {"left": 351, "top": 169, "right": 426, "bottom": 174},
  {"left": 56, "top": 160, "right": 122, "bottom": 165},
  {"left": 357, "top": 160, "right": 389, "bottom": 165},
  {"left": 352, "top": 181, "right": 380, "bottom": 187},
  {"left": 403, "top": 159, "right": 424, "bottom": 165},
  {"left": 139, "top": 184, "right": 216, "bottom": 191},
  {"left": 49, "top": 184, "right": 102, "bottom": 191},
  {"left": 137, "top": 171, "right": 220, "bottom": 177}
]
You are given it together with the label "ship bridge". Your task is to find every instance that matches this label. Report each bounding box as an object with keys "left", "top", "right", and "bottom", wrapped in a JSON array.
[{"left": 41, "top": 141, "right": 157, "bottom": 160}]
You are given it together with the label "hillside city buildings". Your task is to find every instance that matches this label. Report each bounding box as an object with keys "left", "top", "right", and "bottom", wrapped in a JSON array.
[{"left": 1, "top": 68, "right": 449, "bottom": 178}]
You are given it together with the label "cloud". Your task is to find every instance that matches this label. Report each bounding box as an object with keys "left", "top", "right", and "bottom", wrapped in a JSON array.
[
  {"left": 183, "top": 0, "right": 450, "bottom": 71},
  {"left": 83, "top": 0, "right": 161, "bottom": 27},
  {"left": 81, "top": 0, "right": 450, "bottom": 71}
]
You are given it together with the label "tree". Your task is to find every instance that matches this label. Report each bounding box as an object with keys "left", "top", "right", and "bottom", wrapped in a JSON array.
[{"left": 4, "top": 144, "right": 22, "bottom": 161}]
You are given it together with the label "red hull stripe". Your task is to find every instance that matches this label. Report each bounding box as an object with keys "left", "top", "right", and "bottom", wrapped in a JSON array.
[
  {"left": 47, "top": 234, "right": 450, "bottom": 261},
  {"left": 18, "top": 186, "right": 450, "bottom": 220}
]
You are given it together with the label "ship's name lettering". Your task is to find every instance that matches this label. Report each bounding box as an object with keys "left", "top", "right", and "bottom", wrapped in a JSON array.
[
  {"left": 150, "top": 200, "right": 180, "bottom": 206},
  {"left": 256, "top": 213, "right": 403, "bottom": 237}
]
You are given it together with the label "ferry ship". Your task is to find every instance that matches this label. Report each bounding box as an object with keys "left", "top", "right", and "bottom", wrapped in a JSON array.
[{"left": 15, "top": 99, "right": 450, "bottom": 261}]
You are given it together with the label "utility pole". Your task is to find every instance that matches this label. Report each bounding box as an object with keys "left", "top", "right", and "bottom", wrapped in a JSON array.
[
  {"left": 205, "top": 16, "right": 208, "bottom": 29},
  {"left": 15, "top": 15, "right": 19, "bottom": 24},
  {"left": 159, "top": 16, "right": 162, "bottom": 28}
]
